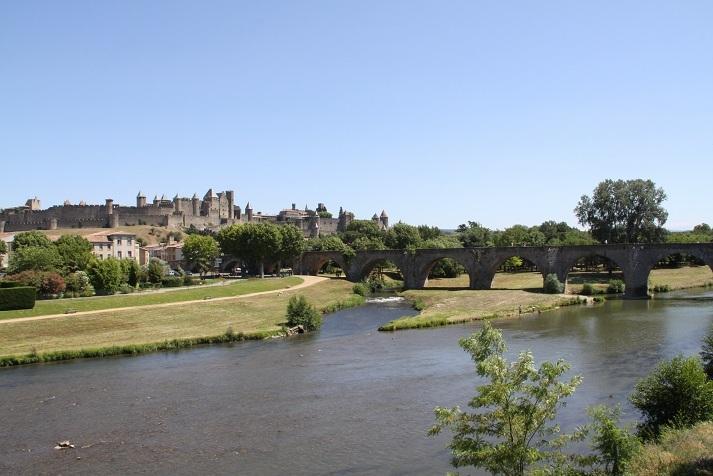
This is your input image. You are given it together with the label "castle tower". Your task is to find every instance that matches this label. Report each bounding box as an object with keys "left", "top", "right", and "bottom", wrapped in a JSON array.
[
  {"left": 380, "top": 210, "right": 389, "bottom": 229},
  {"left": 235, "top": 204, "right": 242, "bottom": 221},
  {"left": 192, "top": 193, "right": 200, "bottom": 216},
  {"left": 136, "top": 191, "right": 146, "bottom": 208},
  {"left": 0, "top": 220, "right": 5, "bottom": 233},
  {"left": 106, "top": 198, "right": 114, "bottom": 214},
  {"left": 245, "top": 202, "right": 253, "bottom": 222},
  {"left": 225, "top": 190, "right": 235, "bottom": 220},
  {"left": 173, "top": 194, "right": 180, "bottom": 212},
  {"left": 153, "top": 195, "right": 159, "bottom": 206},
  {"left": 372, "top": 213, "right": 379, "bottom": 223}
]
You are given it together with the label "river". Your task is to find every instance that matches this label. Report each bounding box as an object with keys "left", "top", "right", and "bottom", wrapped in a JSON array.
[{"left": 1, "top": 290, "right": 712, "bottom": 475}]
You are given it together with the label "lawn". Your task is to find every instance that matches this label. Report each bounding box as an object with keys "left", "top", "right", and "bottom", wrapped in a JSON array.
[
  {"left": 0, "top": 278, "right": 355, "bottom": 357},
  {"left": 0, "top": 277, "right": 303, "bottom": 320}
]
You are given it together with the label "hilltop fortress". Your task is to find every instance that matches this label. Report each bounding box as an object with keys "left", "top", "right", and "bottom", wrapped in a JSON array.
[{"left": 0, "top": 189, "right": 389, "bottom": 237}]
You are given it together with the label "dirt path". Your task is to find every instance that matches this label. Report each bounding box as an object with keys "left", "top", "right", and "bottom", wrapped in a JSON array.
[{"left": 0, "top": 276, "right": 327, "bottom": 325}]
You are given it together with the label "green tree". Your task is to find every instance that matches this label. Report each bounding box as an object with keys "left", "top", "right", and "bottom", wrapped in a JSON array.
[
  {"left": 584, "top": 405, "right": 641, "bottom": 476},
  {"left": 11, "top": 230, "right": 53, "bottom": 250},
  {"left": 384, "top": 222, "right": 422, "bottom": 250},
  {"left": 0, "top": 240, "right": 7, "bottom": 266},
  {"left": 217, "top": 223, "right": 282, "bottom": 278},
  {"left": 429, "top": 322, "right": 582, "bottom": 476},
  {"left": 182, "top": 234, "right": 220, "bottom": 277},
  {"left": 147, "top": 257, "right": 168, "bottom": 283},
  {"left": 575, "top": 179, "right": 668, "bottom": 243},
  {"left": 543, "top": 274, "right": 564, "bottom": 294},
  {"left": 8, "top": 246, "right": 63, "bottom": 273},
  {"left": 456, "top": 221, "right": 494, "bottom": 247},
  {"left": 417, "top": 225, "right": 441, "bottom": 241},
  {"left": 55, "top": 234, "right": 94, "bottom": 273},
  {"left": 286, "top": 295, "right": 322, "bottom": 331},
  {"left": 87, "top": 258, "right": 124, "bottom": 294},
  {"left": 630, "top": 355, "right": 713, "bottom": 439},
  {"left": 119, "top": 258, "right": 141, "bottom": 287},
  {"left": 277, "top": 225, "right": 305, "bottom": 267},
  {"left": 340, "top": 220, "right": 386, "bottom": 248}
]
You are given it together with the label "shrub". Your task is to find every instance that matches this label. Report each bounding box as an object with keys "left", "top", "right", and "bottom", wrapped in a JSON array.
[
  {"left": 607, "top": 279, "right": 625, "bottom": 294},
  {"left": 6, "top": 271, "right": 65, "bottom": 297},
  {"left": 64, "top": 271, "right": 95, "bottom": 298},
  {"left": 630, "top": 355, "right": 713, "bottom": 439},
  {"left": 147, "top": 257, "right": 168, "bottom": 284},
  {"left": 543, "top": 274, "right": 564, "bottom": 294},
  {"left": 286, "top": 295, "right": 322, "bottom": 331},
  {"left": 183, "top": 274, "right": 195, "bottom": 286},
  {"left": 585, "top": 405, "right": 641, "bottom": 476},
  {"left": 88, "top": 258, "right": 125, "bottom": 295},
  {"left": 161, "top": 276, "right": 183, "bottom": 288},
  {"left": 0, "top": 287, "right": 36, "bottom": 311},
  {"left": 0, "top": 281, "right": 23, "bottom": 288},
  {"left": 367, "top": 274, "right": 385, "bottom": 292},
  {"left": 652, "top": 284, "right": 671, "bottom": 293},
  {"left": 581, "top": 283, "right": 594, "bottom": 295},
  {"left": 352, "top": 282, "right": 369, "bottom": 296}
]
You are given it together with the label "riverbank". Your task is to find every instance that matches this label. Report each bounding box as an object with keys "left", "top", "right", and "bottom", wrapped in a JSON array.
[
  {"left": 379, "top": 266, "right": 713, "bottom": 331},
  {"left": 0, "top": 278, "right": 362, "bottom": 367}
]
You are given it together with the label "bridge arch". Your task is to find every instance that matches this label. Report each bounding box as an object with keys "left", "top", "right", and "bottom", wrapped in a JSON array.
[
  {"left": 561, "top": 253, "right": 626, "bottom": 295},
  {"left": 300, "top": 251, "right": 349, "bottom": 276},
  {"left": 643, "top": 247, "right": 713, "bottom": 293},
  {"left": 414, "top": 253, "right": 478, "bottom": 289}
]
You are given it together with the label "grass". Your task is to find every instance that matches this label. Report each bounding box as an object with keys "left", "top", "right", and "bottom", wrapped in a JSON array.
[
  {"left": 0, "top": 278, "right": 356, "bottom": 361},
  {"left": 628, "top": 421, "right": 713, "bottom": 475},
  {"left": 0, "top": 277, "right": 303, "bottom": 320}
]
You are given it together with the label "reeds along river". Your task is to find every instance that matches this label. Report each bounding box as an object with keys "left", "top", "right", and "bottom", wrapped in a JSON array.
[{"left": 1, "top": 290, "right": 712, "bottom": 475}]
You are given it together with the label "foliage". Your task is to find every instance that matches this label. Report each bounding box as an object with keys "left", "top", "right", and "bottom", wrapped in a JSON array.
[
  {"left": 217, "top": 223, "right": 282, "bottom": 278},
  {"left": 456, "top": 221, "right": 495, "bottom": 247},
  {"left": 543, "top": 274, "right": 564, "bottom": 294},
  {"left": 6, "top": 270, "right": 66, "bottom": 297},
  {"left": 182, "top": 234, "right": 220, "bottom": 276},
  {"left": 0, "top": 286, "right": 36, "bottom": 311},
  {"left": 352, "top": 282, "right": 369, "bottom": 296},
  {"left": 147, "top": 257, "right": 168, "bottom": 283},
  {"left": 495, "top": 224, "right": 547, "bottom": 247},
  {"left": 340, "top": 220, "right": 386, "bottom": 250},
  {"left": 286, "top": 295, "right": 322, "bottom": 331},
  {"left": 161, "top": 276, "right": 183, "bottom": 287},
  {"left": 417, "top": 225, "right": 441, "bottom": 241},
  {"left": 120, "top": 259, "right": 141, "bottom": 287},
  {"left": 307, "top": 234, "right": 350, "bottom": 252},
  {"left": 317, "top": 210, "right": 332, "bottom": 218},
  {"left": 54, "top": 234, "right": 93, "bottom": 272},
  {"left": 0, "top": 240, "right": 7, "bottom": 259},
  {"left": 88, "top": 258, "right": 125, "bottom": 294},
  {"left": 580, "top": 283, "right": 595, "bottom": 296},
  {"left": 585, "top": 405, "right": 641, "bottom": 476},
  {"left": 606, "top": 279, "right": 625, "bottom": 294},
  {"left": 10, "top": 231, "right": 53, "bottom": 250},
  {"left": 385, "top": 222, "right": 423, "bottom": 250},
  {"left": 575, "top": 179, "right": 668, "bottom": 243},
  {"left": 8, "top": 245, "right": 63, "bottom": 273},
  {"left": 630, "top": 355, "right": 713, "bottom": 439},
  {"left": 701, "top": 324, "right": 713, "bottom": 380},
  {"left": 626, "top": 421, "right": 713, "bottom": 476},
  {"left": 277, "top": 224, "right": 305, "bottom": 264},
  {"left": 64, "top": 271, "right": 95, "bottom": 297},
  {"left": 428, "top": 321, "right": 582, "bottom": 476}
]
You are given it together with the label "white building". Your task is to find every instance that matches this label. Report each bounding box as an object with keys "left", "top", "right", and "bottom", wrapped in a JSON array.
[{"left": 86, "top": 232, "right": 139, "bottom": 262}]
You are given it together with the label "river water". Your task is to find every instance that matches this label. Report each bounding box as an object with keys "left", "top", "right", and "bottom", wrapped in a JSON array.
[{"left": 1, "top": 290, "right": 712, "bottom": 475}]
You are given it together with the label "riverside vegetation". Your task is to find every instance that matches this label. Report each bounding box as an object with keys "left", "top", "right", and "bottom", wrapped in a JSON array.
[{"left": 431, "top": 322, "right": 713, "bottom": 476}]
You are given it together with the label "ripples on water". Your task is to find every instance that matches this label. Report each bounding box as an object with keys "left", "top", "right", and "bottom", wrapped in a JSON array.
[{"left": 1, "top": 291, "right": 712, "bottom": 475}]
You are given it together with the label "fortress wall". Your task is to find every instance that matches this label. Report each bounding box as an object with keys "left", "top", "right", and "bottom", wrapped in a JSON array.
[{"left": 174, "top": 199, "right": 194, "bottom": 215}]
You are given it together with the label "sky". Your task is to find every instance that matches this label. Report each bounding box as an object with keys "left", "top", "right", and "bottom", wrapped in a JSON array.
[{"left": 1, "top": 1, "right": 712, "bottom": 230}]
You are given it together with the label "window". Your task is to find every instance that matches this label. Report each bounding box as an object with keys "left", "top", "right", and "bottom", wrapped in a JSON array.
[
  {"left": 128, "top": 251, "right": 132, "bottom": 257},
  {"left": 117, "top": 251, "right": 122, "bottom": 258},
  {"left": 116, "top": 238, "right": 122, "bottom": 246},
  {"left": 127, "top": 239, "right": 133, "bottom": 246}
]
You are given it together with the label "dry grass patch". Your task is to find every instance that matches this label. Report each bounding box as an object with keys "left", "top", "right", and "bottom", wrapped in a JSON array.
[{"left": 628, "top": 421, "right": 713, "bottom": 475}]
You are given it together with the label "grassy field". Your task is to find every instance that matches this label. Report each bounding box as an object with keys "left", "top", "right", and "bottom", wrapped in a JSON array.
[
  {"left": 380, "top": 266, "right": 713, "bottom": 331},
  {"left": 39, "top": 225, "right": 168, "bottom": 245},
  {"left": 0, "top": 277, "right": 302, "bottom": 320},
  {"left": 0, "top": 278, "right": 356, "bottom": 358},
  {"left": 423, "top": 266, "right": 713, "bottom": 293}
]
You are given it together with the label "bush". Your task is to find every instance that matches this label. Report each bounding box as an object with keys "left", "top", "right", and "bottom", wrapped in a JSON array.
[
  {"left": 88, "top": 258, "right": 125, "bottom": 295},
  {"left": 543, "top": 274, "right": 564, "bottom": 294},
  {"left": 64, "top": 271, "right": 95, "bottom": 298},
  {"left": 367, "top": 275, "right": 385, "bottom": 292},
  {"left": 607, "top": 279, "right": 625, "bottom": 294},
  {"left": 652, "top": 284, "right": 671, "bottom": 293},
  {"left": 0, "top": 281, "right": 23, "bottom": 288},
  {"left": 6, "top": 271, "right": 65, "bottom": 297},
  {"left": 147, "top": 258, "right": 168, "bottom": 284},
  {"left": 286, "top": 295, "right": 322, "bottom": 331},
  {"left": 630, "top": 355, "right": 713, "bottom": 439},
  {"left": 585, "top": 405, "right": 641, "bottom": 476},
  {"left": 183, "top": 274, "right": 195, "bottom": 286},
  {"left": 161, "top": 276, "right": 183, "bottom": 287},
  {"left": 581, "top": 283, "right": 594, "bottom": 295},
  {"left": 702, "top": 325, "right": 713, "bottom": 380},
  {"left": 352, "top": 282, "right": 369, "bottom": 296},
  {"left": 0, "top": 287, "right": 36, "bottom": 310}
]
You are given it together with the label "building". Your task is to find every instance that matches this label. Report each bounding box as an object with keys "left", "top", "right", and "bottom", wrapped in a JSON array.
[
  {"left": 139, "top": 240, "right": 184, "bottom": 269},
  {"left": 86, "top": 232, "right": 139, "bottom": 262}
]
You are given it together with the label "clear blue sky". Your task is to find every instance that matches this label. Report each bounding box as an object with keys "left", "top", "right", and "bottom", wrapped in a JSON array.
[{"left": 2, "top": 1, "right": 711, "bottom": 230}]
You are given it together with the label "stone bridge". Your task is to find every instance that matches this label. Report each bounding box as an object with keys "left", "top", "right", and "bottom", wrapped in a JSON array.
[{"left": 295, "top": 243, "right": 713, "bottom": 299}]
